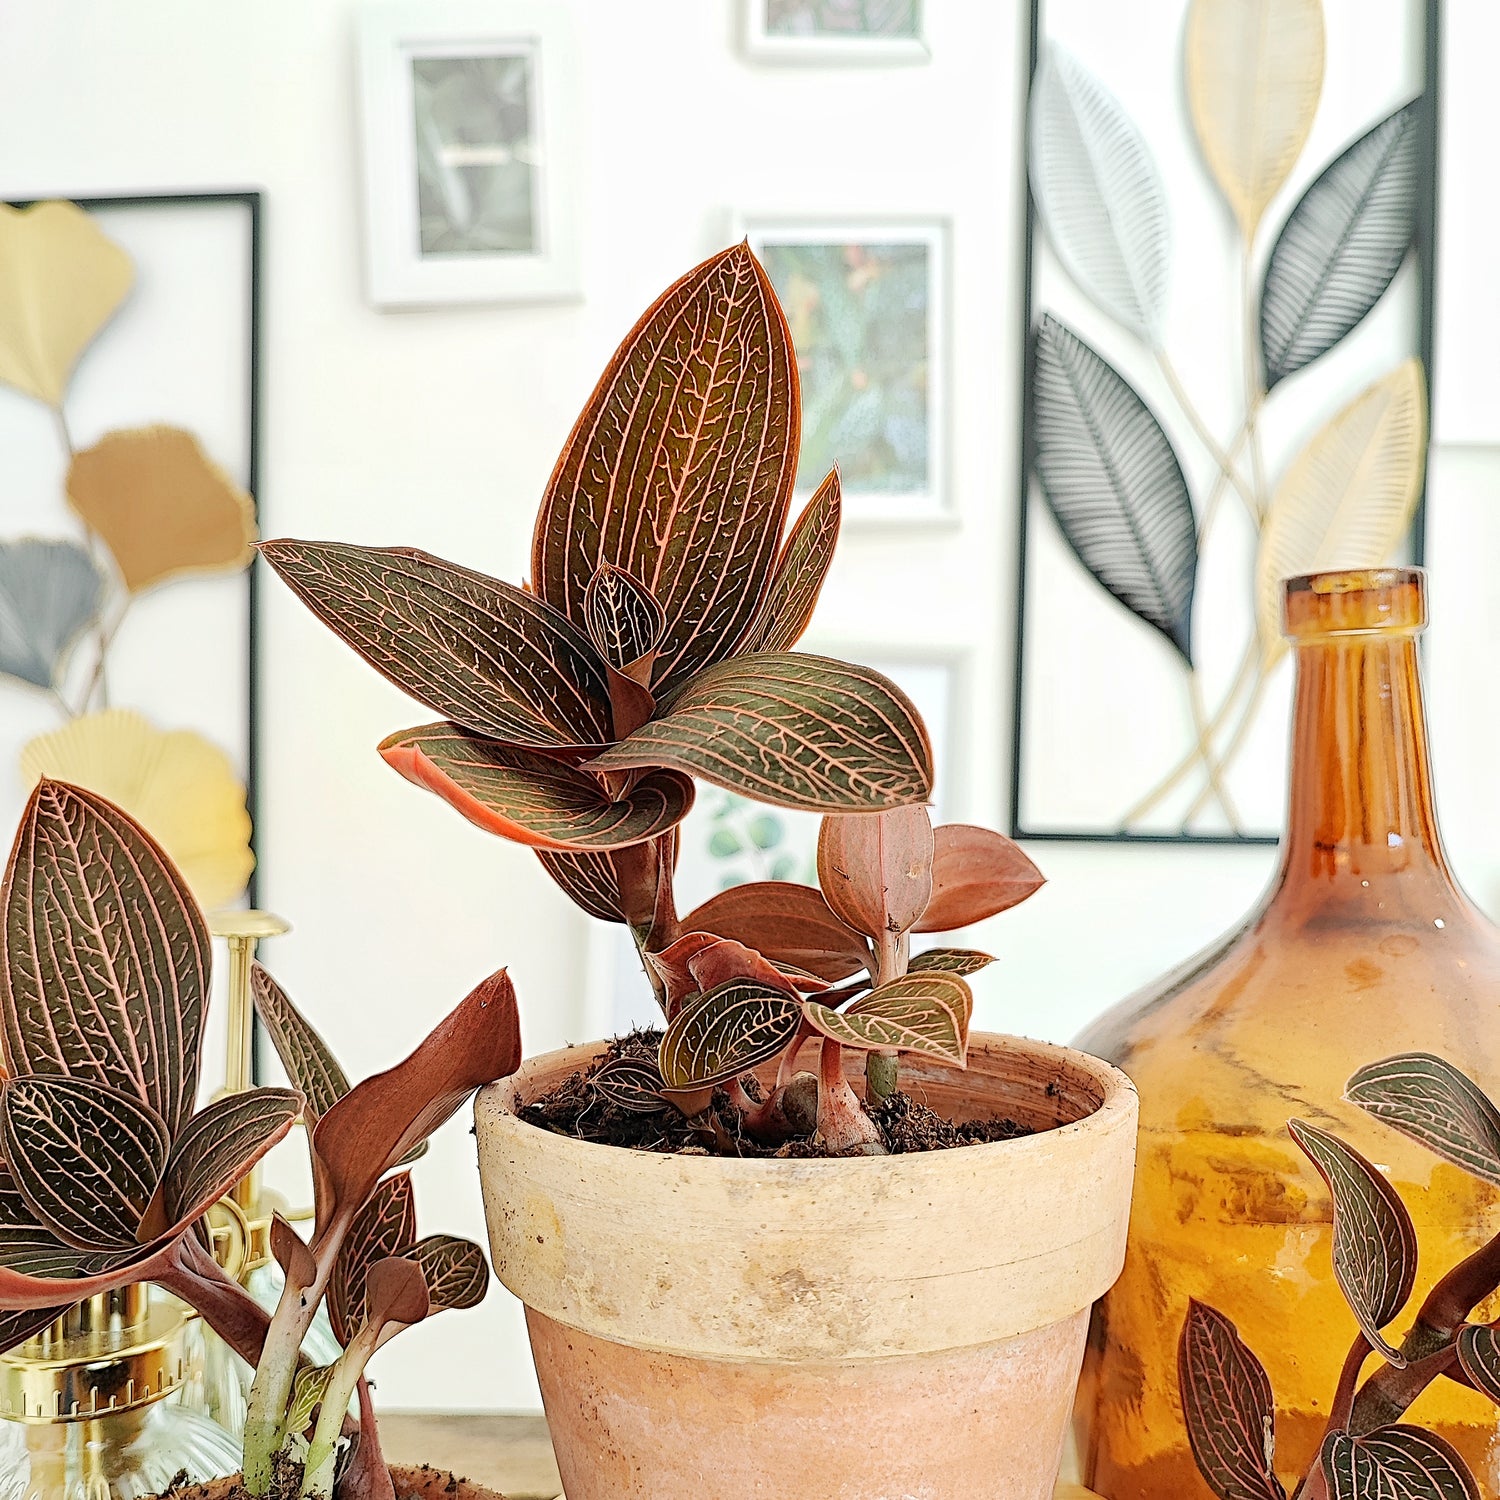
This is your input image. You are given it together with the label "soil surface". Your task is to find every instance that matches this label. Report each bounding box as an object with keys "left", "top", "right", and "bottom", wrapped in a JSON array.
[
  {"left": 522, "top": 1030, "right": 1031, "bottom": 1157},
  {"left": 154, "top": 1462, "right": 490, "bottom": 1500}
]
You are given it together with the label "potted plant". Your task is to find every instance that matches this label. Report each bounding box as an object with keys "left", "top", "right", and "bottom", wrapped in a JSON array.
[
  {"left": 1179, "top": 1051, "right": 1500, "bottom": 1500},
  {"left": 0, "top": 778, "right": 523, "bottom": 1500},
  {"left": 260, "top": 243, "right": 1140, "bottom": 1500}
]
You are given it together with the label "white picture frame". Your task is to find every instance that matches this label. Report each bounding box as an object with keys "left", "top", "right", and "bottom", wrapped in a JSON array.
[
  {"left": 739, "top": 215, "right": 951, "bottom": 526},
  {"left": 356, "top": 0, "right": 581, "bottom": 308},
  {"left": 742, "top": 0, "right": 930, "bottom": 65},
  {"left": 584, "top": 644, "right": 968, "bottom": 1038}
]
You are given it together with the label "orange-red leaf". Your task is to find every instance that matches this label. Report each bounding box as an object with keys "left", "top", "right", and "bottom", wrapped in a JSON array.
[
  {"left": 532, "top": 244, "right": 799, "bottom": 692},
  {"left": 817, "top": 806, "right": 934, "bottom": 942},
  {"left": 682, "top": 882, "right": 869, "bottom": 982},
  {"left": 380, "top": 723, "right": 693, "bottom": 852},
  {"left": 916, "top": 825, "right": 1044, "bottom": 932}
]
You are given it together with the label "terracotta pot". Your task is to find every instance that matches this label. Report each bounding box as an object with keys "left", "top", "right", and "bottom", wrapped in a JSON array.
[
  {"left": 149, "top": 1467, "right": 503, "bottom": 1500},
  {"left": 476, "top": 1032, "right": 1137, "bottom": 1500}
]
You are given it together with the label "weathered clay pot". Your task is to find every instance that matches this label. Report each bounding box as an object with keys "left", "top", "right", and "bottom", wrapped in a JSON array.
[
  {"left": 476, "top": 1033, "right": 1137, "bottom": 1500},
  {"left": 150, "top": 1467, "right": 502, "bottom": 1500}
]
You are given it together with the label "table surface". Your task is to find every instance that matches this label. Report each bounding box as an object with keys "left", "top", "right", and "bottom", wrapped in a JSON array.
[{"left": 377, "top": 1413, "right": 1102, "bottom": 1499}]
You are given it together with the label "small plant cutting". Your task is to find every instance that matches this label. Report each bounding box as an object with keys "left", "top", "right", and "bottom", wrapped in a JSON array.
[
  {"left": 1179, "top": 1052, "right": 1500, "bottom": 1500},
  {"left": 0, "top": 778, "right": 522, "bottom": 1500},
  {"left": 262, "top": 242, "right": 1042, "bottom": 1156}
]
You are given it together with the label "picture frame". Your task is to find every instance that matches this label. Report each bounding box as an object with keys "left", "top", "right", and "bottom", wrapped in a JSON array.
[
  {"left": 584, "top": 643, "right": 968, "bottom": 1038},
  {"left": 356, "top": 0, "right": 581, "bottom": 308},
  {"left": 741, "top": 0, "right": 930, "bottom": 65},
  {"left": 739, "top": 215, "right": 952, "bottom": 526}
]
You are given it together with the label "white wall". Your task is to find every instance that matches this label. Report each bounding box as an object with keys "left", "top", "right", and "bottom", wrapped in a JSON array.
[{"left": 2, "top": 0, "right": 1496, "bottom": 1415}]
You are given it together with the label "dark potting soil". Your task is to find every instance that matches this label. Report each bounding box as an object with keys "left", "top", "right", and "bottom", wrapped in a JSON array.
[
  {"left": 521, "top": 1030, "right": 1032, "bottom": 1158},
  {"left": 156, "top": 1461, "right": 468, "bottom": 1500}
]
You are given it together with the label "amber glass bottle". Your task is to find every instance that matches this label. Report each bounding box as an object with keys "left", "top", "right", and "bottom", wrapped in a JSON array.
[{"left": 1075, "top": 568, "right": 1500, "bottom": 1499}]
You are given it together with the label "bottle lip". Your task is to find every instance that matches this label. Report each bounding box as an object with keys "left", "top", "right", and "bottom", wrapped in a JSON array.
[{"left": 1282, "top": 566, "right": 1426, "bottom": 641}]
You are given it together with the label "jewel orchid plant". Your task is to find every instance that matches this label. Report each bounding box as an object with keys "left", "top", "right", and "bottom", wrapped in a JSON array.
[
  {"left": 262, "top": 244, "right": 1043, "bottom": 1154},
  {"left": 0, "top": 779, "right": 522, "bottom": 1500},
  {"left": 1179, "top": 1053, "right": 1500, "bottom": 1500}
]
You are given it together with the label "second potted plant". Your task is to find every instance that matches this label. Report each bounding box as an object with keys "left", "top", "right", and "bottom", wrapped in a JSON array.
[{"left": 262, "top": 243, "right": 1139, "bottom": 1499}]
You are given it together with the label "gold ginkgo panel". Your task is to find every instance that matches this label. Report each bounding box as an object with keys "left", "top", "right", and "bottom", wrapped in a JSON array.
[{"left": 20, "top": 709, "right": 254, "bottom": 912}]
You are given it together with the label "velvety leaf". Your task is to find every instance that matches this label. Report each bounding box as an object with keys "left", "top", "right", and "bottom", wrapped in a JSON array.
[
  {"left": 590, "top": 1055, "right": 670, "bottom": 1114},
  {"left": 591, "top": 653, "right": 934, "bottom": 813},
  {"left": 742, "top": 469, "right": 842, "bottom": 654},
  {"left": 682, "top": 882, "right": 868, "bottom": 981},
  {"left": 0, "top": 539, "right": 105, "bottom": 690},
  {"left": 0, "top": 200, "right": 133, "bottom": 406},
  {"left": 260, "top": 541, "right": 612, "bottom": 750},
  {"left": 363, "top": 1256, "right": 431, "bottom": 1343},
  {"left": 163, "top": 1088, "right": 302, "bottom": 1227},
  {"left": 1255, "top": 361, "right": 1427, "bottom": 660},
  {"left": 536, "top": 849, "right": 626, "bottom": 923},
  {"left": 1345, "top": 1053, "right": 1500, "bottom": 1188},
  {"left": 1289, "top": 1119, "right": 1417, "bottom": 1360},
  {"left": 658, "top": 980, "right": 803, "bottom": 1091},
  {"left": 252, "top": 965, "right": 350, "bottom": 1127},
  {"left": 918, "top": 824, "right": 1045, "bottom": 933},
  {"left": 329, "top": 1173, "right": 416, "bottom": 1347},
  {"left": 408, "top": 1234, "right": 489, "bottom": 1313},
  {"left": 1185, "top": 0, "right": 1325, "bottom": 241},
  {"left": 817, "top": 806, "right": 934, "bottom": 942},
  {"left": 908, "top": 948, "right": 994, "bottom": 977},
  {"left": 20, "top": 712, "right": 253, "bottom": 912},
  {"left": 803, "top": 973, "right": 970, "bottom": 1063},
  {"left": 1323, "top": 1427, "right": 1478, "bottom": 1500},
  {"left": 380, "top": 722, "right": 694, "bottom": 851},
  {"left": 67, "top": 426, "right": 256, "bottom": 593},
  {"left": 1178, "top": 1300, "right": 1285, "bottom": 1500},
  {"left": 1032, "top": 314, "right": 1198, "bottom": 663},
  {"left": 287, "top": 1364, "right": 335, "bottom": 1435},
  {"left": 1, "top": 779, "right": 209, "bottom": 1136},
  {"left": 532, "top": 243, "right": 798, "bottom": 693},
  {"left": 1260, "top": 102, "right": 1421, "bottom": 389},
  {"left": 582, "top": 564, "right": 665, "bottom": 670},
  {"left": 1, "top": 1076, "right": 170, "bottom": 1251},
  {"left": 0, "top": 1305, "right": 76, "bottom": 1355},
  {"left": 1456, "top": 1325, "right": 1500, "bottom": 1406},
  {"left": 0, "top": 1235, "right": 182, "bottom": 1312},
  {"left": 0, "top": 1167, "right": 115, "bottom": 1277},
  {"left": 311, "top": 969, "right": 522, "bottom": 1244},
  {"left": 1029, "top": 46, "right": 1170, "bottom": 340}
]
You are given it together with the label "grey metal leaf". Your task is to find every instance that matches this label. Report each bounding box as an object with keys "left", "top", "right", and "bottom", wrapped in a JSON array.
[
  {"left": 1029, "top": 46, "right": 1170, "bottom": 341},
  {"left": 0, "top": 539, "right": 105, "bottom": 690},
  {"left": 1031, "top": 314, "right": 1197, "bottom": 663},
  {"left": 1261, "top": 101, "right": 1422, "bottom": 389}
]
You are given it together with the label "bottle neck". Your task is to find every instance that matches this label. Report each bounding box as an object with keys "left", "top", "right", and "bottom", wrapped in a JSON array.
[{"left": 1276, "top": 628, "right": 1454, "bottom": 899}]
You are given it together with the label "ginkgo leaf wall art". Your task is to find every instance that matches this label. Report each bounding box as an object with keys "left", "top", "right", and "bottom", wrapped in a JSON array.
[{"left": 1011, "top": 0, "right": 1436, "bottom": 842}]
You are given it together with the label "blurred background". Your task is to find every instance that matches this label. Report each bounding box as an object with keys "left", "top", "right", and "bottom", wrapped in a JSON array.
[{"left": 0, "top": 0, "right": 1496, "bottom": 1416}]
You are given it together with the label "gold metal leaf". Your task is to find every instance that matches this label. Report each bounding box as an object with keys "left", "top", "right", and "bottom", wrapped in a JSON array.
[
  {"left": 1186, "top": 0, "right": 1325, "bottom": 241},
  {"left": 0, "top": 201, "right": 133, "bottom": 407},
  {"left": 1255, "top": 359, "right": 1426, "bottom": 661},
  {"left": 66, "top": 426, "right": 256, "bottom": 594},
  {"left": 20, "top": 710, "right": 253, "bottom": 910}
]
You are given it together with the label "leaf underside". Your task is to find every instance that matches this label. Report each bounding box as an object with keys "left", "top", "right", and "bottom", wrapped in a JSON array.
[
  {"left": 591, "top": 652, "right": 934, "bottom": 813},
  {"left": 817, "top": 806, "right": 934, "bottom": 942},
  {"left": 1260, "top": 101, "right": 1421, "bottom": 389},
  {"left": 918, "top": 824, "right": 1045, "bottom": 933},
  {"left": 1345, "top": 1052, "right": 1500, "bottom": 1188},
  {"left": 1288, "top": 1118, "right": 1417, "bottom": 1360},
  {"left": 381, "top": 722, "right": 694, "bottom": 851},
  {"left": 1031, "top": 314, "right": 1197, "bottom": 664},
  {"left": 658, "top": 980, "right": 803, "bottom": 1091},
  {"left": 531, "top": 243, "right": 799, "bottom": 695},
  {"left": 1178, "top": 1299, "right": 1285, "bottom": 1500},
  {"left": 1322, "top": 1426, "right": 1479, "bottom": 1500},
  {"left": 259, "top": 541, "right": 613, "bottom": 750},
  {"left": 681, "top": 882, "right": 869, "bottom": 982}
]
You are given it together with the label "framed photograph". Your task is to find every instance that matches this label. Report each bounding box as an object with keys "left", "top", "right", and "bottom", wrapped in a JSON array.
[
  {"left": 741, "top": 217, "right": 950, "bottom": 525},
  {"left": 357, "top": 0, "right": 581, "bottom": 307},
  {"left": 586, "top": 645, "right": 967, "bottom": 1037},
  {"left": 742, "top": 0, "right": 929, "bottom": 64},
  {"left": 1010, "top": 0, "right": 1437, "bottom": 845}
]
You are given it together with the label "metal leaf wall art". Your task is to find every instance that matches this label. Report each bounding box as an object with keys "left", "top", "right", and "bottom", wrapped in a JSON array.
[
  {"left": 0, "top": 200, "right": 257, "bottom": 906},
  {"left": 1024, "top": 4, "right": 1428, "bottom": 839}
]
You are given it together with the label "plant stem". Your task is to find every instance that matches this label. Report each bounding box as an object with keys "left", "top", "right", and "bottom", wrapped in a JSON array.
[
  {"left": 342, "top": 1379, "right": 397, "bottom": 1500},
  {"left": 817, "top": 1040, "right": 883, "bottom": 1154},
  {"left": 865, "top": 929, "right": 908, "bottom": 1102},
  {"left": 155, "top": 1232, "right": 273, "bottom": 1368},
  {"left": 301, "top": 1325, "right": 377, "bottom": 1499}
]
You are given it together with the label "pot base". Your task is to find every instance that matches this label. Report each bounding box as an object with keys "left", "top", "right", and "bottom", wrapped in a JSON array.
[{"left": 531, "top": 1306, "right": 1089, "bottom": 1500}]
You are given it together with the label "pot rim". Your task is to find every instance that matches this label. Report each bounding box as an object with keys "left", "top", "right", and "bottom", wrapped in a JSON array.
[{"left": 482, "top": 1028, "right": 1135, "bottom": 1175}]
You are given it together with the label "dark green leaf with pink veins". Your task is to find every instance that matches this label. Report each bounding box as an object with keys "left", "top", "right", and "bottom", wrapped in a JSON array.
[
  {"left": 1323, "top": 1427, "right": 1479, "bottom": 1500},
  {"left": 658, "top": 980, "right": 803, "bottom": 1091}
]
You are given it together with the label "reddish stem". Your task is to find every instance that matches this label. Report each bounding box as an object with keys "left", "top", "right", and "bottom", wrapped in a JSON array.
[
  {"left": 815, "top": 1040, "right": 884, "bottom": 1155},
  {"left": 154, "top": 1232, "right": 273, "bottom": 1369},
  {"left": 339, "top": 1378, "right": 397, "bottom": 1500}
]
